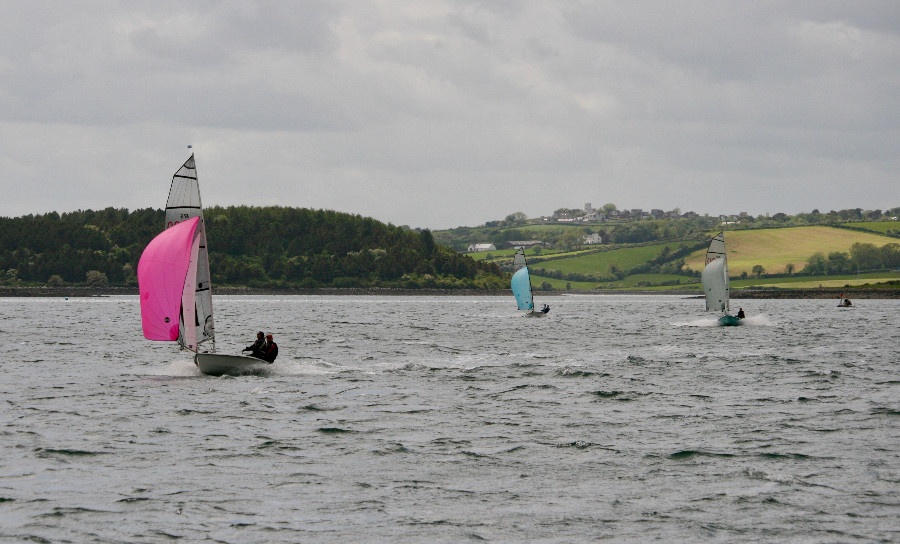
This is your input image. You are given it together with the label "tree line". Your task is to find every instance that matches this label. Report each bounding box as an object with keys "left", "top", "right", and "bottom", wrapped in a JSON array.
[
  {"left": 802, "top": 242, "right": 900, "bottom": 276},
  {"left": 0, "top": 206, "right": 508, "bottom": 289}
]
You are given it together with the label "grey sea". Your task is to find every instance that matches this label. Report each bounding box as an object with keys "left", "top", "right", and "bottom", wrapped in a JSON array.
[{"left": 1, "top": 294, "right": 897, "bottom": 542}]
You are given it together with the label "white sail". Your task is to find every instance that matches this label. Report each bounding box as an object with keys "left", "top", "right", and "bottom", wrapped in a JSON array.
[
  {"left": 702, "top": 256, "right": 729, "bottom": 311},
  {"left": 165, "top": 155, "right": 202, "bottom": 228},
  {"left": 513, "top": 247, "right": 527, "bottom": 272},
  {"left": 165, "top": 154, "right": 215, "bottom": 353},
  {"left": 702, "top": 232, "right": 730, "bottom": 312},
  {"left": 706, "top": 232, "right": 726, "bottom": 264}
]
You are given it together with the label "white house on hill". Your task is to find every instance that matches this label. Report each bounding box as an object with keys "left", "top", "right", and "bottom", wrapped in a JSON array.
[
  {"left": 583, "top": 233, "right": 603, "bottom": 244},
  {"left": 467, "top": 243, "right": 496, "bottom": 253}
]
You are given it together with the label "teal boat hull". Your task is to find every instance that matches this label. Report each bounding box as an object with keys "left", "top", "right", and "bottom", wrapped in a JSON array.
[{"left": 718, "top": 315, "right": 742, "bottom": 326}]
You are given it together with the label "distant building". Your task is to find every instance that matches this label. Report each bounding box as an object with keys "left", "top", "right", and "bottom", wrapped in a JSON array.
[
  {"left": 583, "top": 233, "right": 603, "bottom": 244},
  {"left": 584, "top": 203, "right": 593, "bottom": 212},
  {"left": 467, "top": 243, "right": 496, "bottom": 253},
  {"left": 504, "top": 240, "right": 545, "bottom": 249}
]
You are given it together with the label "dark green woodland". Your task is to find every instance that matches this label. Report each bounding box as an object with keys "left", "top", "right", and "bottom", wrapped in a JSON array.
[{"left": 0, "top": 207, "right": 507, "bottom": 289}]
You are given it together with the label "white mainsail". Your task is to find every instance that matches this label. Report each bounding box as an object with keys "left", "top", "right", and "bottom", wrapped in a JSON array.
[
  {"left": 513, "top": 247, "right": 527, "bottom": 273},
  {"left": 705, "top": 232, "right": 726, "bottom": 264},
  {"left": 165, "top": 154, "right": 215, "bottom": 353},
  {"left": 701, "top": 232, "right": 730, "bottom": 312}
]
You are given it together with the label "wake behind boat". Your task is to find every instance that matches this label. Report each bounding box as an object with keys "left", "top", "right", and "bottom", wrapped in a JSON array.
[
  {"left": 511, "top": 248, "right": 549, "bottom": 317},
  {"left": 138, "top": 154, "right": 266, "bottom": 376},
  {"left": 701, "top": 232, "right": 742, "bottom": 326}
]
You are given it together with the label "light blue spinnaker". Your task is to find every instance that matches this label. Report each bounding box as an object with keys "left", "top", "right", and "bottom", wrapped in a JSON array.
[{"left": 511, "top": 267, "right": 534, "bottom": 310}]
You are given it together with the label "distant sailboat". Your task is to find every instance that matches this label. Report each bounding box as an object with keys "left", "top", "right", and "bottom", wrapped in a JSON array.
[
  {"left": 511, "top": 248, "right": 549, "bottom": 317},
  {"left": 701, "top": 232, "right": 741, "bottom": 326},
  {"left": 138, "top": 154, "right": 266, "bottom": 375}
]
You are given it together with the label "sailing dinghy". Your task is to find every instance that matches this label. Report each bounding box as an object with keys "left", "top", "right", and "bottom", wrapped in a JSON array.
[
  {"left": 701, "top": 232, "right": 741, "bottom": 326},
  {"left": 511, "top": 248, "right": 548, "bottom": 317},
  {"left": 138, "top": 154, "right": 265, "bottom": 376}
]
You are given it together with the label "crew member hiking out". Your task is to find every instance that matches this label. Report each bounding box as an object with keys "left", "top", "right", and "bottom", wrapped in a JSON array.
[{"left": 259, "top": 334, "right": 278, "bottom": 363}]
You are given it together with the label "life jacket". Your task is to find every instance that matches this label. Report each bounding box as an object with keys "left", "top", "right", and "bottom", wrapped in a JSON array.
[{"left": 262, "top": 342, "right": 278, "bottom": 363}]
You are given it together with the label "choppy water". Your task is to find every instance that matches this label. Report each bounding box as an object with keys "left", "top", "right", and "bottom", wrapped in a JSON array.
[{"left": 0, "top": 295, "right": 897, "bottom": 542}]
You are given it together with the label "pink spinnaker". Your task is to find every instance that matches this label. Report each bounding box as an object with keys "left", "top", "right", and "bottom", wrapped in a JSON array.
[{"left": 138, "top": 217, "right": 200, "bottom": 341}]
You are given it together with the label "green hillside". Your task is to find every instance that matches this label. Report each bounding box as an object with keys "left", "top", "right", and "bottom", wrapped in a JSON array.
[
  {"left": 506, "top": 225, "right": 900, "bottom": 291},
  {"left": 533, "top": 243, "right": 676, "bottom": 275},
  {"left": 840, "top": 221, "right": 900, "bottom": 236},
  {"left": 682, "top": 227, "right": 895, "bottom": 276}
]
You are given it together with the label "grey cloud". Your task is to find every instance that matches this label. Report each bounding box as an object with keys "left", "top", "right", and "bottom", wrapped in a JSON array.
[{"left": 0, "top": 1, "right": 897, "bottom": 228}]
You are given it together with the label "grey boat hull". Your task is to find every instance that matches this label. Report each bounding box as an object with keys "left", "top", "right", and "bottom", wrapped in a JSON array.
[{"left": 194, "top": 353, "right": 268, "bottom": 376}]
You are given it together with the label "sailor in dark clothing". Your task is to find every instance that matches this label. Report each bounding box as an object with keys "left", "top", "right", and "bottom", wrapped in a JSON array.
[
  {"left": 242, "top": 331, "right": 265, "bottom": 357},
  {"left": 737, "top": 308, "right": 745, "bottom": 319},
  {"left": 541, "top": 304, "right": 550, "bottom": 314},
  {"left": 259, "top": 334, "right": 278, "bottom": 363}
]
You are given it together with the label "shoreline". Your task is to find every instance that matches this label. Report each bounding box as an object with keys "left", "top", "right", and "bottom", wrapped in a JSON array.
[{"left": 1, "top": 286, "right": 898, "bottom": 299}]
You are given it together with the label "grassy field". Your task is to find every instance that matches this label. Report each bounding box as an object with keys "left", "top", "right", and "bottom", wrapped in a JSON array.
[
  {"left": 529, "top": 243, "right": 678, "bottom": 276},
  {"left": 529, "top": 272, "right": 692, "bottom": 290},
  {"left": 467, "top": 247, "right": 594, "bottom": 262},
  {"left": 840, "top": 221, "right": 900, "bottom": 235},
  {"left": 682, "top": 226, "right": 895, "bottom": 276},
  {"left": 731, "top": 270, "right": 900, "bottom": 289},
  {"left": 529, "top": 275, "right": 600, "bottom": 290}
]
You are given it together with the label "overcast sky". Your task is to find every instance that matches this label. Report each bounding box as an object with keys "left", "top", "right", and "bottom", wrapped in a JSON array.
[{"left": 1, "top": 1, "right": 898, "bottom": 229}]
